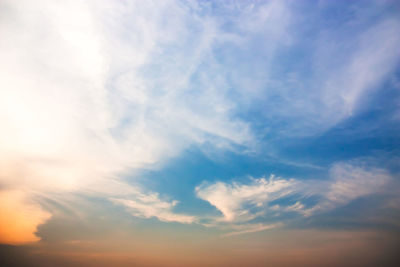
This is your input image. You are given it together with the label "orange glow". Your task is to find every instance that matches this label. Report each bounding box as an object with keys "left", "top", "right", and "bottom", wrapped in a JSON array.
[{"left": 0, "top": 190, "right": 51, "bottom": 244}]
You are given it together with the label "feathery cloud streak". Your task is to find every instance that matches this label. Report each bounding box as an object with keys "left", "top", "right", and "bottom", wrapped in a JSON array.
[{"left": 196, "top": 161, "right": 394, "bottom": 235}]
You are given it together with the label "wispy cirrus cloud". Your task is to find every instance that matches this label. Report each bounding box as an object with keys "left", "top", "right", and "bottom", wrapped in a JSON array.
[
  {"left": 0, "top": 0, "right": 299, "bottom": 243},
  {"left": 110, "top": 194, "right": 196, "bottom": 224},
  {"left": 303, "top": 162, "right": 392, "bottom": 216},
  {"left": 0, "top": 0, "right": 257, "bottom": 242},
  {"left": 196, "top": 175, "right": 296, "bottom": 222},
  {"left": 196, "top": 160, "right": 394, "bottom": 235},
  {"left": 228, "top": 3, "right": 400, "bottom": 137}
]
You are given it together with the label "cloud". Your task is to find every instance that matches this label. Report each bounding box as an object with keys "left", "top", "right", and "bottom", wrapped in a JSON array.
[
  {"left": 196, "top": 175, "right": 296, "bottom": 222},
  {"left": 284, "top": 201, "right": 305, "bottom": 213},
  {"left": 0, "top": 0, "right": 253, "bottom": 193},
  {"left": 303, "top": 162, "right": 392, "bottom": 215},
  {"left": 314, "top": 18, "right": 400, "bottom": 124},
  {"left": 224, "top": 2, "right": 400, "bottom": 137},
  {"left": 110, "top": 193, "right": 195, "bottom": 224},
  {"left": 0, "top": 0, "right": 256, "bottom": 243},
  {"left": 196, "top": 160, "right": 394, "bottom": 230},
  {"left": 1, "top": 0, "right": 399, "bottom": 244}
]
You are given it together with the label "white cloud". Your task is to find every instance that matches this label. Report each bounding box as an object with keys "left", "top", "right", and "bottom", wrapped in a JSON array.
[
  {"left": 284, "top": 201, "right": 305, "bottom": 213},
  {"left": 110, "top": 194, "right": 195, "bottom": 224},
  {"left": 315, "top": 18, "right": 400, "bottom": 126},
  {"left": 196, "top": 175, "right": 296, "bottom": 222},
  {"left": 0, "top": 0, "right": 257, "bottom": 240},
  {"left": 303, "top": 162, "right": 392, "bottom": 215},
  {"left": 196, "top": 161, "right": 393, "bottom": 228},
  {"left": 228, "top": 4, "right": 400, "bottom": 137},
  {"left": 0, "top": 0, "right": 259, "bottom": 244},
  {"left": 0, "top": 0, "right": 254, "bottom": 191}
]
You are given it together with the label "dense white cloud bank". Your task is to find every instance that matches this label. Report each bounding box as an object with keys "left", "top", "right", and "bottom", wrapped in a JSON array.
[
  {"left": 0, "top": 0, "right": 253, "bottom": 193},
  {"left": 0, "top": 0, "right": 254, "bottom": 241}
]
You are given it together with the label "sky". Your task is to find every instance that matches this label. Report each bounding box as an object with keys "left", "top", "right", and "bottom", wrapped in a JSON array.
[{"left": 0, "top": 0, "right": 400, "bottom": 266}]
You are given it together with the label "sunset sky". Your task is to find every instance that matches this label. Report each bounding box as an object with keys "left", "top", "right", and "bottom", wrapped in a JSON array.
[{"left": 1, "top": 0, "right": 400, "bottom": 266}]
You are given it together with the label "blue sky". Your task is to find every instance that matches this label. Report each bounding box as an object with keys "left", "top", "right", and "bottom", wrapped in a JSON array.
[{"left": 0, "top": 0, "right": 400, "bottom": 266}]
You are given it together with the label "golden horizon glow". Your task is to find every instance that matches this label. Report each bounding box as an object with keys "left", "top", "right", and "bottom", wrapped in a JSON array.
[{"left": 0, "top": 190, "right": 51, "bottom": 244}]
